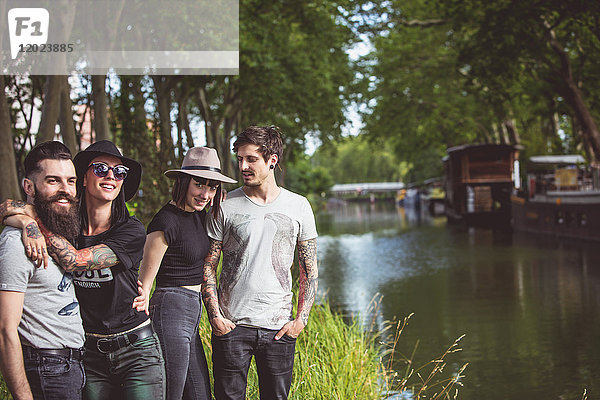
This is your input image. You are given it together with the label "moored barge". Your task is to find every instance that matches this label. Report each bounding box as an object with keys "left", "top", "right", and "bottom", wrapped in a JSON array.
[
  {"left": 444, "top": 144, "right": 521, "bottom": 228},
  {"left": 511, "top": 155, "right": 600, "bottom": 241}
]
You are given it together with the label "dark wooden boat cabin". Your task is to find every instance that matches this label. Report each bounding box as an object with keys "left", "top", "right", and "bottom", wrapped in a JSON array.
[
  {"left": 444, "top": 144, "right": 521, "bottom": 228},
  {"left": 511, "top": 155, "right": 600, "bottom": 241}
]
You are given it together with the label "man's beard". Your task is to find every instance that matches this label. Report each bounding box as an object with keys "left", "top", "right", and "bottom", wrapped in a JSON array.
[{"left": 34, "top": 191, "right": 80, "bottom": 242}]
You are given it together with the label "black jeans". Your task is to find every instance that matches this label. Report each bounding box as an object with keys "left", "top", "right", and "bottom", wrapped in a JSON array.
[
  {"left": 83, "top": 329, "right": 165, "bottom": 400},
  {"left": 22, "top": 345, "right": 85, "bottom": 400},
  {"left": 150, "top": 287, "right": 211, "bottom": 400},
  {"left": 211, "top": 326, "right": 296, "bottom": 400}
]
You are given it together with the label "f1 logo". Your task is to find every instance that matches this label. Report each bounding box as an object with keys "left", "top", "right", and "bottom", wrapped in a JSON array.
[{"left": 7, "top": 8, "right": 49, "bottom": 59}]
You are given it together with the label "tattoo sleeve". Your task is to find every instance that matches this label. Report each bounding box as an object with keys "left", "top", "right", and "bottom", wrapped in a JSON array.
[
  {"left": 297, "top": 238, "right": 318, "bottom": 326},
  {"left": 25, "top": 222, "right": 42, "bottom": 239},
  {"left": 38, "top": 222, "right": 118, "bottom": 272},
  {"left": 201, "top": 239, "right": 223, "bottom": 320},
  {"left": 0, "top": 200, "right": 27, "bottom": 222}
]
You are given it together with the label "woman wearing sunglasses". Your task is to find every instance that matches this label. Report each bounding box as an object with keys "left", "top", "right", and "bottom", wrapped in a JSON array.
[
  {"left": 3, "top": 140, "right": 166, "bottom": 399},
  {"left": 132, "top": 147, "right": 236, "bottom": 400},
  {"left": 62, "top": 140, "right": 165, "bottom": 399}
]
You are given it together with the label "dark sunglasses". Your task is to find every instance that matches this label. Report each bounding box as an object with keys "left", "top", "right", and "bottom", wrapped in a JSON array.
[{"left": 88, "top": 162, "right": 129, "bottom": 181}]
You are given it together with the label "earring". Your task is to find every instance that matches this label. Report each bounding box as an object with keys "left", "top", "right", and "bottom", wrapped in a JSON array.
[{"left": 270, "top": 164, "right": 275, "bottom": 170}]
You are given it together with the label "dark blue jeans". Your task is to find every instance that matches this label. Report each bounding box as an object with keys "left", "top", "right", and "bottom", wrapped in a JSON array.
[
  {"left": 22, "top": 345, "right": 85, "bottom": 400},
  {"left": 150, "top": 287, "right": 211, "bottom": 400},
  {"left": 83, "top": 330, "right": 165, "bottom": 400},
  {"left": 211, "top": 326, "right": 296, "bottom": 400}
]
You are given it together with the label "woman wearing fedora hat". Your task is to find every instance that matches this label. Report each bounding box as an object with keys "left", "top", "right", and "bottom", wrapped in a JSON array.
[
  {"left": 14, "top": 140, "right": 167, "bottom": 399},
  {"left": 133, "top": 147, "right": 236, "bottom": 400}
]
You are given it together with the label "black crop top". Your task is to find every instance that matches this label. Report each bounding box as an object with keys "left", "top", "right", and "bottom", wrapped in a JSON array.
[{"left": 146, "top": 203, "right": 209, "bottom": 287}]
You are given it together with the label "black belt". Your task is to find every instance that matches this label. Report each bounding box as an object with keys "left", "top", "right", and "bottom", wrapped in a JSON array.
[
  {"left": 22, "top": 346, "right": 85, "bottom": 361},
  {"left": 86, "top": 323, "right": 154, "bottom": 354}
]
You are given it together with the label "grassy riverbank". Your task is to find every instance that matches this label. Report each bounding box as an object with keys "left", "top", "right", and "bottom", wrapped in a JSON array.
[
  {"left": 1, "top": 301, "right": 466, "bottom": 400},
  {"left": 198, "top": 300, "right": 466, "bottom": 400},
  {"left": 199, "top": 301, "right": 382, "bottom": 399}
]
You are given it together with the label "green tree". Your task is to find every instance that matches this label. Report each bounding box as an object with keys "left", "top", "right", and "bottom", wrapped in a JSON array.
[
  {"left": 284, "top": 155, "right": 333, "bottom": 196},
  {"left": 439, "top": 0, "right": 600, "bottom": 160},
  {"left": 359, "top": 0, "right": 492, "bottom": 172},
  {"left": 313, "top": 135, "right": 409, "bottom": 184},
  {"left": 360, "top": 0, "right": 600, "bottom": 169},
  {"left": 188, "top": 0, "right": 361, "bottom": 179}
]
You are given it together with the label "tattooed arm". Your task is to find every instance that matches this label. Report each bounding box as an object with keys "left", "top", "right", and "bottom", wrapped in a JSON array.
[
  {"left": 0, "top": 199, "right": 30, "bottom": 222},
  {"left": 275, "top": 238, "right": 318, "bottom": 340},
  {"left": 37, "top": 221, "right": 118, "bottom": 272},
  {"left": 1, "top": 200, "right": 48, "bottom": 268},
  {"left": 201, "top": 239, "right": 235, "bottom": 336}
]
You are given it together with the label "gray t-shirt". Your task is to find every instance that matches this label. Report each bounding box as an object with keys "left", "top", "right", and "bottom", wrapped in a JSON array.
[
  {"left": 0, "top": 227, "right": 84, "bottom": 349},
  {"left": 207, "top": 187, "right": 318, "bottom": 330}
]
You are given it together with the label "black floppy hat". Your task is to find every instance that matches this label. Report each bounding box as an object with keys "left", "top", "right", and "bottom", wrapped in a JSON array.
[{"left": 73, "top": 140, "right": 142, "bottom": 202}]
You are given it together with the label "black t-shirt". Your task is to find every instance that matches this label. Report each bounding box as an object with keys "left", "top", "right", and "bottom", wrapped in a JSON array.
[
  {"left": 146, "top": 203, "right": 209, "bottom": 287},
  {"left": 73, "top": 216, "right": 147, "bottom": 334}
]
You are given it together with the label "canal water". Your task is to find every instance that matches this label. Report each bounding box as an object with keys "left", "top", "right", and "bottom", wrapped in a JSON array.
[{"left": 315, "top": 200, "right": 600, "bottom": 400}]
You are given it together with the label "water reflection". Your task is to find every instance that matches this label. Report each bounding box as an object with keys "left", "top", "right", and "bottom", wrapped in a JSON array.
[{"left": 316, "top": 200, "right": 600, "bottom": 400}]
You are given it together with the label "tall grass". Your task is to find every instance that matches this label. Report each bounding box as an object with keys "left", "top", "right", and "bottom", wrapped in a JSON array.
[
  {"left": 199, "top": 295, "right": 467, "bottom": 400},
  {"left": 199, "top": 300, "right": 382, "bottom": 400},
  {"left": 0, "top": 297, "right": 467, "bottom": 400},
  {"left": 0, "top": 378, "right": 9, "bottom": 400},
  {"left": 378, "top": 311, "right": 468, "bottom": 399}
]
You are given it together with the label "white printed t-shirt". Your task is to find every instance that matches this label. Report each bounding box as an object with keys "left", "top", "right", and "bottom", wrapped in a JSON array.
[{"left": 206, "top": 187, "right": 318, "bottom": 330}]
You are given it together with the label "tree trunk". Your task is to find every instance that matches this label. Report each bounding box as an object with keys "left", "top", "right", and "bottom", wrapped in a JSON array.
[
  {"left": 491, "top": 123, "right": 502, "bottom": 144},
  {"left": 38, "top": 76, "right": 63, "bottom": 142},
  {"left": 59, "top": 77, "right": 78, "bottom": 154},
  {"left": 503, "top": 119, "right": 520, "bottom": 145},
  {"left": 544, "top": 20, "right": 600, "bottom": 162},
  {"left": 118, "top": 76, "right": 168, "bottom": 223},
  {"left": 91, "top": 75, "right": 111, "bottom": 141},
  {"left": 151, "top": 76, "right": 176, "bottom": 170},
  {"left": 174, "top": 89, "right": 195, "bottom": 150},
  {"left": 195, "top": 80, "right": 240, "bottom": 178},
  {"left": 0, "top": 75, "right": 23, "bottom": 200},
  {"left": 38, "top": 0, "right": 77, "bottom": 144},
  {"left": 476, "top": 123, "right": 492, "bottom": 144},
  {"left": 174, "top": 86, "right": 192, "bottom": 162}
]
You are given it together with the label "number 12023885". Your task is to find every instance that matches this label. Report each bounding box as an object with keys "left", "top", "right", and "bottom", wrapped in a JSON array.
[{"left": 19, "top": 43, "right": 74, "bottom": 53}]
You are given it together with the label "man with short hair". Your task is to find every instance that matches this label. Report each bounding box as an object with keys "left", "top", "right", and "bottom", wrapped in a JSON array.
[
  {"left": 0, "top": 141, "right": 85, "bottom": 400},
  {"left": 202, "top": 125, "right": 319, "bottom": 400}
]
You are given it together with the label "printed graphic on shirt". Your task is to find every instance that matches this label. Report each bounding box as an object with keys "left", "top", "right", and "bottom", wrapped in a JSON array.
[
  {"left": 57, "top": 272, "right": 79, "bottom": 316},
  {"left": 57, "top": 272, "right": 73, "bottom": 292},
  {"left": 220, "top": 214, "right": 252, "bottom": 307},
  {"left": 73, "top": 268, "right": 113, "bottom": 289},
  {"left": 220, "top": 212, "right": 296, "bottom": 325},
  {"left": 265, "top": 213, "right": 295, "bottom": 292},
  {"left": 58, "top": 301, "right": 79, "bottom": 316}
]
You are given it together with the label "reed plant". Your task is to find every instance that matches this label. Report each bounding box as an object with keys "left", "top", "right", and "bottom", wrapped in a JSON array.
[{"left": 377, "top": 310, "right": 468, "bottom": 399}]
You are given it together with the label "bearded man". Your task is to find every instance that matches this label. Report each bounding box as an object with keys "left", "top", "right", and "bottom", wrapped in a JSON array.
[{"left": 0, "top": 141, "right": 85, "bottom": 400}]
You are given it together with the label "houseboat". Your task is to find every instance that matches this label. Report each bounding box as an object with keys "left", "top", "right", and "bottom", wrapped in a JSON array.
[
  {"left": 511, "top": 155, "right": 600, "bottom": 241},
  {"left": 422, "top": 177, "right": 445, "bottom": 216},
  {"left": 444, "top": 144, "right": 521, "bottom": 228}
]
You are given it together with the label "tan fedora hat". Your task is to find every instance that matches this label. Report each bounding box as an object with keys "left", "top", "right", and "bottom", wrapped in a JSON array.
[{"left": 165, "top": 147, "right": 237, "bottom": 183}]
